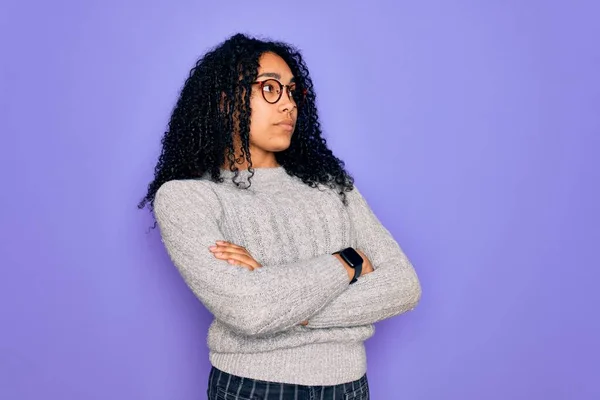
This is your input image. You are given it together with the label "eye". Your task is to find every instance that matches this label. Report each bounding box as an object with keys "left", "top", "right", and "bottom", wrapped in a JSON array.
[
  {"left": 260, "top": 79, "right": 281, "bottom": 94},
  {"left": 262, "top": 83, "right": 275, "bottom": 93}
]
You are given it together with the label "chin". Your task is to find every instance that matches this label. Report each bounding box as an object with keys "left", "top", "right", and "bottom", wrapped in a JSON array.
[
  {"left": 266, "top": 137, "right": 292, "bottom": 152},
  {"left": 269, "top": 143, "right": 292, "bottom": 152}
]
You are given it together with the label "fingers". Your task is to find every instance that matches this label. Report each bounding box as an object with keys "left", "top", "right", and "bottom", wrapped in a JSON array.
[
  {"left": 210, "top": 243, "right": 247, "bottom": 256},
  {"left": 210, "top": 241, "right": 249, "bottom": 254},
  {"left": 214, "top": 251, "right": 261, "bottom": 270},
  {"left": 216, "top": 240, "right": 243, "bottom": 250},
  {"left": 209, "top": 241, "right": 262, "bottom": 270},
  {"left": 214, "top": 251, "right": 256, "bottom": 271},
  {"left": 227, "top": 259, "right": 256, "bottom": 271}
]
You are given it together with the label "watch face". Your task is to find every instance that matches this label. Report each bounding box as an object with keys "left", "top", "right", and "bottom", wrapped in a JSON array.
[{"left": 343, "top": 248, "right": 363, "bottom": 267}]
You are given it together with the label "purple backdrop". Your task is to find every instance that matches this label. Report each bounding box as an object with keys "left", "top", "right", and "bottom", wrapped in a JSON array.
[{"left": 2, "top": 0, "right": 599, "bottom": 399}]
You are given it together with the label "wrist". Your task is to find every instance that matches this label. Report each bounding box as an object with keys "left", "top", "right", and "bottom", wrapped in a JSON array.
[
  {"left": 333, "top": 253, "right": 354, "bottom": 282},
  {"left": 333, "top": 248, "right": 363, "bottom": 284}
]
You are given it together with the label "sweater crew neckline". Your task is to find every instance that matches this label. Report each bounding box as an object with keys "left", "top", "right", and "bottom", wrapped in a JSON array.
[{"left": 218, "top": 166, "right": 289, "bottom": 185}]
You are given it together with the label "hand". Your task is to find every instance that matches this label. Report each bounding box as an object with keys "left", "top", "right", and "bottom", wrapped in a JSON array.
[{"left": 209, "top": 241, "right": 262, "bottom": 271}]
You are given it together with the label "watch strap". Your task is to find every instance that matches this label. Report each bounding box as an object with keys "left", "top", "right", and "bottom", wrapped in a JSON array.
[{"left": 334, "top": 248, "right": 363, "bottom": 284}]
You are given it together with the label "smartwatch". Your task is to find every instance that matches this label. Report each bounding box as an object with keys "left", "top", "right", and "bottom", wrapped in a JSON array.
[{"left": 333, "top": 247, "right": 363, "bottom": 284}]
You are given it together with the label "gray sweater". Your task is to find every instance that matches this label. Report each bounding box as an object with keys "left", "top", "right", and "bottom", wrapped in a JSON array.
[{"left": 153, "top": 166, "right": 421, "bottom": 386}]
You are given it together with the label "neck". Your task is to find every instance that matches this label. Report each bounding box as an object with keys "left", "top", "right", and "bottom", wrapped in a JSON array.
[
  {"left": 222, "top": 140, "right": 279, "bottom": 171},
  {"left": 221, "top": 153, "right": 281, "bottom": 171},
  {"left": 221, "top": 161, "right": 280, "bottom": 171},
  {"left": 218, "top": 164, "right": 288, "bottom": 188}
]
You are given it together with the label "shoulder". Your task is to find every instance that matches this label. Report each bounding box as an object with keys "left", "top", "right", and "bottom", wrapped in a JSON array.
[
  {"left": 154, "top": 179, "right": 222, "bottom": 219},
  {"left": 155, "top": 179, "right": 215, "bottom": 203},
  {"left": 343, "top": 183, "right": 367, "bottom": 204},
  {"left": 342, "top": 183, "right": 377, "bottom": 217}
]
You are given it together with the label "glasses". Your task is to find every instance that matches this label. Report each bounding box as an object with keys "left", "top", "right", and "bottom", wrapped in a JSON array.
[{"left": 252, "top": 79, "right": 307, "bottom": 107}]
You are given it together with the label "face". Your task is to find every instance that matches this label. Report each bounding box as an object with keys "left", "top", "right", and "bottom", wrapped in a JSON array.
[{"left": 237, "top": 52, "right": 299, "bottom": 167}]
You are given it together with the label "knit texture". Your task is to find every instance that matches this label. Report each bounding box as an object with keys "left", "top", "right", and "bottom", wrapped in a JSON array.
[{"left": 153, "top": 166, "right": 421, "bottom": 385}]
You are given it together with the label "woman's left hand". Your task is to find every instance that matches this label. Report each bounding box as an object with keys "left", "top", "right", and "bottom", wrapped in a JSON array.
[{"left": 209, "top": 241, "right": 262, "bottom": 271}]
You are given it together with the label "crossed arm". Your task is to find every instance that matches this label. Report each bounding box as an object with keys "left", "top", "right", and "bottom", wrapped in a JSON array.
[{"left": 154, "top": 180, "right": 421, "bottom": 337}]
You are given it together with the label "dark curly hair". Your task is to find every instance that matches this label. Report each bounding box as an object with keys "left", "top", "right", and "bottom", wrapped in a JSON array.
[{"left": 138, "top": 33, "right": 354, "bottom": 214}]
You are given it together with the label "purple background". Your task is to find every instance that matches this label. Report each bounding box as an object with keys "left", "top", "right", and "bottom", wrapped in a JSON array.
[{"left": 2, "top": 1, "right": 599, "bottom": 399}]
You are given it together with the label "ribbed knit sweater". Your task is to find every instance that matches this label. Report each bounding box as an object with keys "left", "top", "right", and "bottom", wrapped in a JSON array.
[{"left": 153, "top": 166, "right": 421, "bottom": 386}]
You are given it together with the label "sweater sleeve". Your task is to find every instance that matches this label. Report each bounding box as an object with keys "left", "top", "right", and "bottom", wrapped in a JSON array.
[
  {"left": 304, "top": 186, "right": 422, "bottom": 329},
  {"left": 153, "top": 180, "right": 350, "bottom": 337}
]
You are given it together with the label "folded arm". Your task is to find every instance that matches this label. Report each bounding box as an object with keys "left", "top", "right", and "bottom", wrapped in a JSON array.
[
  {"left": 304, "top": 186, "right": 422, "bottom": 329},
  {"left": 154, "top": 180, "right": 350, "bottom": 337}
]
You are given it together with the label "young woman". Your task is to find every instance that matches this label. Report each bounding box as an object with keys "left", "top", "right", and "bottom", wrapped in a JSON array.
[{"left": 139, "top": 33, "right": 421, "bottom": 400}]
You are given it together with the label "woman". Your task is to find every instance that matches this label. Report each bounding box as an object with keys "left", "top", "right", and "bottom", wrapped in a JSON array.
[{"left": 139, "top": 33, "right": 421, "bottom": 400}]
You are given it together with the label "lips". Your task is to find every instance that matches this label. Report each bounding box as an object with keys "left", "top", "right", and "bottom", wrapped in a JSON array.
[{"left": 275, "top": 120, "right": 295, "bottom": 130}]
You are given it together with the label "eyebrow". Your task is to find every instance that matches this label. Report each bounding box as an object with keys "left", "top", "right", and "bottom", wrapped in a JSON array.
[{"left": 256, "top": 72, "right": 295, "bottom": 83}]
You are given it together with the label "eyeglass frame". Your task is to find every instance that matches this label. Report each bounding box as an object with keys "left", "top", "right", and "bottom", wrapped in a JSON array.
[{"left": 251, "top": 79, "right": 307, "bottom": 106}]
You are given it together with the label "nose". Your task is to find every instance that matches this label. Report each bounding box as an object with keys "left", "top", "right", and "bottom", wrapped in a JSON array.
[{"left": 278, "top": 88, "right": 296, "bottom": 113}]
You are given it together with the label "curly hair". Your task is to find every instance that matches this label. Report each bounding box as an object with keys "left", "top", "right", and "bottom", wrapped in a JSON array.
[{"left": 138, "top": 33, "right": 354, "bottom": 215}]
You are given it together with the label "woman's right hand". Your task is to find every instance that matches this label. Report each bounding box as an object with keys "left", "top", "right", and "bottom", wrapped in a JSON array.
[{"left": 209, "top": 241, "right": 262, "bottom": 271}]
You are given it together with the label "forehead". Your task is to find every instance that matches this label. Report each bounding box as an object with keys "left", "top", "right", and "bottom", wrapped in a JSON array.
[{"left": 257, "top": 52, "right": 294, "bottom": 78}]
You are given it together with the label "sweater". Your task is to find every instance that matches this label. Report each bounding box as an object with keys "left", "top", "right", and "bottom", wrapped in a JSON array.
[{"left": 153, "top": 166, "right": 421, "bottom": 386}]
